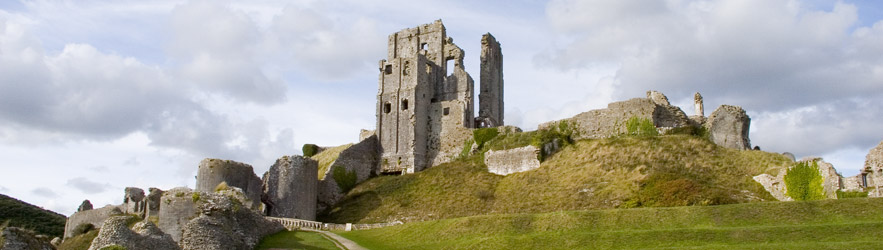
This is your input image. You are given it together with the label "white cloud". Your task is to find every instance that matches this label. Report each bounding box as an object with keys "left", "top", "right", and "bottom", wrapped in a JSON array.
[
  {"left": 66, "top": 177, "right": 113, "bottom": 194},
  {"left": 31, "top": 187, "right": 58, "bottom": 198}
]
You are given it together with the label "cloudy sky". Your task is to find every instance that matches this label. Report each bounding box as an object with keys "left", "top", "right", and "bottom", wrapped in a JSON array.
[{"left": 1, "top": 0, "right": 882, "bottom": 216}]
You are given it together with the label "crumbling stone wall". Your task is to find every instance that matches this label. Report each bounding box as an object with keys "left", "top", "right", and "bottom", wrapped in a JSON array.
[
  {"left": 123, "top": 187, "right": 146, "bottom": 217},
  {"left": 157, "top": 187, "right": 197, "bottom": 243},
  {"left": 318, "top": 135, "right": 379, "bottom": 212},
  {"left": 754, "top": 158, "right": 842, "bottom": 201},
  {"left": 64, "top": 204, "right": 123, "bottom": 239},
  {"left": 262, "top": 155, "right": 318, "bottom": 220},
  {"left": 861, "top": 140, "right": 883, "bottom": 197},
  {"left": 705, "top": 105, "right": 751, "bottom": 150},
  {"left": 541, "top": 96, "right": 691, "bottom": 140},
  {"left": 478, "top": 33, "right": 504, "bottom": 128},
  {"left": 195, "top": 158, "right": 263, "bottom": 210},
  {"left": 145, "top": 188, "right": 164, "bottom": 220},
  {"left": 485, "top": 145, "right": 540, "bottom": 175}
]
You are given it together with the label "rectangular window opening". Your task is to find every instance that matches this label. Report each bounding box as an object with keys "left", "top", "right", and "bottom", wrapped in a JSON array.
[
  {"left": 384, "top": 64, "right": 393, "bottom": 75},
  {"left": 402, "top": 99, "right": 409, "bottom": 110},
  {"left": 446, "top": 60, "right": 454, "bottom": 76},
  {"left": 443, "top": 107, "right": 450, "bottom": 116}
]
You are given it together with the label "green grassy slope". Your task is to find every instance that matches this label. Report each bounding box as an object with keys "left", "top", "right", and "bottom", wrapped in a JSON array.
[
  {"left": 0, "top": 193, "right": 67, "bottom": 238},
  {"left": 338, "top": 198, "right": 883, "bottom": 250},
  {"left": 257, "top": 230, "right": 341, "bottom": 250},
  {"left": 320, "top": 134, "right": 791, "bottom": 223}
]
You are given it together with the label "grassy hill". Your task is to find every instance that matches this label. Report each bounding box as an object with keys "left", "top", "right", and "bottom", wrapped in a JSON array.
[
  {"left": 320, "top": 133, "right": 791, "bottom": 223},
  {"left": 0, "top": 193, "right": 67, "bottom": 238},
  {"left": 338, "top": 198, "right": 883, "bottom": 249}
]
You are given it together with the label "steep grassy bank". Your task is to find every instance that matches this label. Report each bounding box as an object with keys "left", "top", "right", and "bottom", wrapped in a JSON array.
[
  {"left": 321, "top": 134, "right": 791, "bottom": 223},
  {"left": 338, "top": 198, "right": 883, "bottom": 250},
  {"left": 0, "top": 193, "right": 67, "bottom": 238}
]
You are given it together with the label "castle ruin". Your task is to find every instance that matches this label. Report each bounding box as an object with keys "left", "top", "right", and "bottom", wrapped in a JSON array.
[{"left": 376, "top": 20, "right": 503, "bottom": 174}]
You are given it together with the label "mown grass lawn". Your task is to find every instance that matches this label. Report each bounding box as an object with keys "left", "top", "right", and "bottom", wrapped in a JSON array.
[
  {"left": 256, "top": 230, "right": 341, "bottom": 250},
  {"left": 337, "top": 198, "right": 883, "bottom": 250}
]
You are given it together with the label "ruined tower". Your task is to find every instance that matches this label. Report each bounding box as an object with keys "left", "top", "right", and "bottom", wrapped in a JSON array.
[
  {"left": 694, "top": 92, "right": 704, "bottom": 117},
  {"left": 478, "top": 33, "right": 504, "bottom": 127},
  {"left": 376, "top": 20, "right": 478, "bottom": 174}
]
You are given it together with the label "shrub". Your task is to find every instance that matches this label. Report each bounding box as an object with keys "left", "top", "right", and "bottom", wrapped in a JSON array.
[
  {"left": 784, "top": 161, "right": 826, "bottom": 201},
  {"left": 302, "top": 144, "right": 320, "bottom": 157},
  {"left": 473, "top": 128, "right": 500, "bottom": 149},
  {"left": 626, "top": 117, "right": 658, "bottom": 136},
  {"left": 531, "top": 121, "right": 575, "bottom": 161},
  {"left": 191, "top": 192, "right": 201, "bottom": 202},
  {"left": 837, "top": 190, "right": 869, "bottom": 199},
  {"left": 333, "top": 165, "right": 358, "bottom": 193}
]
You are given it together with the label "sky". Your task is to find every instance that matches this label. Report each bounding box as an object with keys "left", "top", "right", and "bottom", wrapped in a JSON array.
[{"left": 1, "top": 0, "right": 882, "bottom": 216}]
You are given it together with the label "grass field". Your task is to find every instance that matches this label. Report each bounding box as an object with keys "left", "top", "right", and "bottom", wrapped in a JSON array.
[
  {"left": 321, "top": 134, "right": 791, "bottom": 224},
  {"left": 257, "top": 230, "right": 341, "bottom": 250},
  {"left": 337, "top": 198, "right": 883, "bottom": 250}
]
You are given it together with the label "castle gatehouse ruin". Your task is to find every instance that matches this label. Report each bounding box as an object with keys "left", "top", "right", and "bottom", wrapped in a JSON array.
[{"left": 376, "top": 20, "right": 503, "bottom": 174}]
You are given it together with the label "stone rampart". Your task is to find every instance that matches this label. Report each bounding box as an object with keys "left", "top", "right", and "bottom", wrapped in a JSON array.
[
  {"left": 540, "top": 97, "right": 691, "bottom": 140},
  {"left": 64, "top": 204, "right": 123, "bottom": 239},
  {"left": 318, "top": 135, "right": 379, "bottom": 211}
]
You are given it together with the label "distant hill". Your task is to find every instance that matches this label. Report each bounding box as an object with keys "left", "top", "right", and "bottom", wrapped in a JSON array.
[
  {"left": 320, "top": 133, "right": 792, "bottom": 224},
  {"left": 0, "top": 193, "right": 67, "bottom": 238}
]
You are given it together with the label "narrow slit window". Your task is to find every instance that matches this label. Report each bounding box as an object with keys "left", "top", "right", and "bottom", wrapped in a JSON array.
[
  {"left": 402, "top": 99, "right": 409, "bottom": 110},
  {"left": 384, "top": 102, "right": 391, "bottom": 113}
]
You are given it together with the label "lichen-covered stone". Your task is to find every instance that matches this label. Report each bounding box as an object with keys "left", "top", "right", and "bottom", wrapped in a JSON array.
[
  {"left": 262, "top": 155, "right": 317, "bottom": 220},
  {"left": 179, "top": 191, "right": 283, "bottom": 250},
  {"left": 1, "top": 226, "right": 55, "bottom": 250},
  {"left": 318, "top": 135, "right": 380, "bottom": 211},
  {"left": 87, "top": 216, "right": 180, "bottom": 250},
  {"left": 485, "top": 145, "right": 541, "bottom": 175},
  {"left": 705, "top": 105, "right": 751, "bottom": 150},
  {"left": 157, "top": 187, "right": 197, "bottom": 243},
  {"left": 64, "top": 205, "right": 122, "bottom": 239},
  {"left": 646, "top": 90, "right": 670, "bottom": 106},
  {"left": 195, "top": 158, "right": 263, "bottom": 210}
]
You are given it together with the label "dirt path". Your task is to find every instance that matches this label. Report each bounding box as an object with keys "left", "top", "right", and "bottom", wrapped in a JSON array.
[{"left": 301, "top": 228, "right": 369, "bottom": 250}]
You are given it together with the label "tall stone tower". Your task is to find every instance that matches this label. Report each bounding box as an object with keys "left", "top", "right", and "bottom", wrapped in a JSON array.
[
  {"left": 376, "top": 20, "right": 476, "bottom": 174},
  {"left": 478, "top": 33, "right": 504, "bottom": 127}
]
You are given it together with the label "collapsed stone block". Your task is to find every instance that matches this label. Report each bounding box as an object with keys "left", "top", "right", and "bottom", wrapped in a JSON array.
[
  {"left": 485, "top": 145, "right": 541, "bottom": 175},
  {"left": 262, "top": 155, "right": 318, "bottom": 220},
  {"left": 78, "top": 199, "right": 93, "bottom": 212},
  {"left": 541, "top": 96, "right": 691, "bottom": 140},
  {"left": 704, "top": 105, "right": 751, "bottom": 150},
  {"left": 145, "top": 187, "right": 165, "bottom": 220},
  {"left": 123, "top": 187, "right": 146, "bottom": 217}
]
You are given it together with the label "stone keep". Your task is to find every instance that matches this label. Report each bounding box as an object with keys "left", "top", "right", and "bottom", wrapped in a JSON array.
[
  {"left": 262, "top": 155, "right": 318, "bottom": 220},
  {"left": 195, "top": 158, "right": 263, "bottom": 210},
  {"left": 705, "top": 105, "right": 751, "bottom": 150},
  {"left": 376, "top": 20, "right": 503, "bottom": 174}
]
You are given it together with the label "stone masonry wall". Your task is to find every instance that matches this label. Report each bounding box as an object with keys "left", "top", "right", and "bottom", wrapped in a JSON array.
[
  {"left": 485, "top": 145, "right": 541, "bottom": 175},
  {"left": 540, "top": 97, "right": 691, "bottom": 140},
  {"left": 318, "top": 135, "right": 380, "bottom": 212},
  {"left": 262, "top": 155, "right": 318, "bottom": 220},
  {"left": 64, "top": 205, "right": 123, "bottom": 239},
  {"left": 195, "top": 158, "right": 263, "bottom": 210}
]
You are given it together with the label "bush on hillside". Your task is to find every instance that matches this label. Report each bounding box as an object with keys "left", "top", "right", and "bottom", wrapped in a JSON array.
[
  {"left": 626, "top": 117, "right": 658, "bottom": 136},
  {"left": 302, "top": 144, "right": 320, "bottom": 157},
  {"left": 333, "top": 165, "right": 358, "bottom": 193},
  {"left": 784, "top": 161, "right": 825, "bottom": 201},
  {"left": 531, "top": 121, "right": 575, "bottom": 161},
  {"left": 473, "top": 128, "right": 500, "bottom": 149}
]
